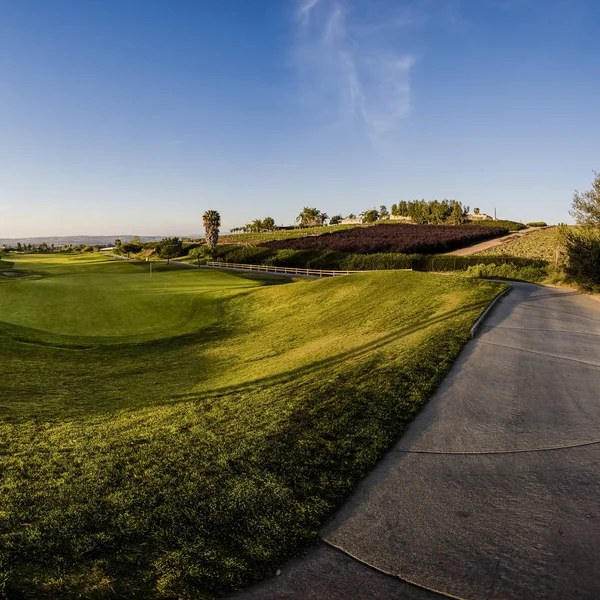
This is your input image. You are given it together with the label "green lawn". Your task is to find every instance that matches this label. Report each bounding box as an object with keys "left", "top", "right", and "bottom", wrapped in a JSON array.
[{"left": 0, "top": 254, "right": 505, "bottom": 598}]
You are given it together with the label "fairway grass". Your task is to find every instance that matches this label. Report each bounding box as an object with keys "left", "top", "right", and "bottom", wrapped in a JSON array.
[{"left": 0, "top": 255, "right": 505, "bottom": 598}]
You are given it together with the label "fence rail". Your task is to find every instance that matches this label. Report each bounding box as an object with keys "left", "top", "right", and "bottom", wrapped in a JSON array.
[{"left": 204, "top": 261, "right": 363, "bottom": 277}]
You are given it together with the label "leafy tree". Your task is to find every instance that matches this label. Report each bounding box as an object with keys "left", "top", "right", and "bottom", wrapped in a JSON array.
[
  {"left": 247, "top": 219, "right": 262, "bottom": 233},
  {"left": 379, "top": 205, "right": 389, "bottom": 219},
  {"left": 121, "top": 241, "right": 142, "bottom": 258},
  {"left": 346, "top": 213, "right": 356, "bottom": 219},
  {"left": 570, "top": 171, "right": 600, "bottom": 227},
  {"left": 329, "top": 215, "right": 343, "bottom": 225},
  {"left": 262, "top": 217, "right": 276, "bottom": 231},
  {"left": 156, "top": 237, "right": 183, "bottom": 263},
  {"left": 115, "top": 239, "right": 122, "bottom": 248},
  {"left": 16, "top": 242, "right": 22, "bottom": 251},
  {"left": 361, "top": 209, "right": 380, "bottom": 224},
  {"left": 203, "top": 210, "right": 221, "bottom": 248},
  {"left": 448, "top": 201, "right": 469, "bottom": 225},
  {"left": 473, "top": 207, "right": 480, "bottom": 215},
  {"left": 296, "top": 207, "right": 327, "bottom": 227},
  {"left": 390, "top": 203, "right": 398, "bottom": 216}
]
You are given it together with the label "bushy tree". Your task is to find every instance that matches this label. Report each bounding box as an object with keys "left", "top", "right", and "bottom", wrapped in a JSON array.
[
  {"left": 121, "top": 236, "right": 143, "bottom": 258},
  {"left": 296, "top": 207, "right": 328, "bottom": 227},
  {"left": 570, "top": 171, "right": 600, "bottom": 227},
  {"left": 564, "top": 227, "right": 600, "bottom": 289},
  {"left": 448, "top": 201, "right": 469, "bottom": 225},
  {"left": 329, "top": 215, "right": 343, "bottom": 225},
  {"left": 361, "top": 209, "right": 379, "bottom": 224},
  {"left": 379, "top": 205, "right": 389, "bottom": 219},
  {"left": 262, "top": 217, "right": 276, "bottom": 231},
  {"left": 156, "top": 237, "right": 183, "bottom": 263},
  {"left": 203, "top": 210, "right": 221, "bottom": 248}
]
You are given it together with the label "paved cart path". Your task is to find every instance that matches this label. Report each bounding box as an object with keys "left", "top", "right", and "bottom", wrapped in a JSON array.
[
  {"left": 229, "top": 282, "right": 600, "bottom": 599},
  {"left": 447, "top": 226, "right": 543, "bottom": 256}
]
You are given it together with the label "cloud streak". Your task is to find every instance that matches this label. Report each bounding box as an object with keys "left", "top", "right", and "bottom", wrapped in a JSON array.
[{"left": 293, "top": 0, "right": 416, "bottom": 137}]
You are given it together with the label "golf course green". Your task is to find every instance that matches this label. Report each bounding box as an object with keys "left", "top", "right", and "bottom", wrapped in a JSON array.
[{"left": 0, "top": 254, "right": 504, "bottom": 598}]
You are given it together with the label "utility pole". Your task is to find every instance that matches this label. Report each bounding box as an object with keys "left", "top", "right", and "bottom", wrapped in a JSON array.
[{"left": 494, "top": 207, "right": 497, "bottom": 221}]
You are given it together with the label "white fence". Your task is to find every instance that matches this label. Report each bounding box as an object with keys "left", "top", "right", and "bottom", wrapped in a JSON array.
[{"left": 205, "top": 261, "right": 362, "bottom": 277}]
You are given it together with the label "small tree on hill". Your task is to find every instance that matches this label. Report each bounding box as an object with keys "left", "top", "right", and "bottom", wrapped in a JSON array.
[
  {"left": 296, "top": 207, "right": 327, "bottom": 227},
  {"left": 361, "top": 209, "right": 380, "bottom": 224},
  {"left": 329, "top": 215, "right": 343, "bottom": 225},
  {"left": 570, "top": 171, "right": 600, "bottom": 227},
  {"left": 156, "top": 237, "right": 183, "bottom": 263},
  {"left": 473, "top": 207, "right": 480, "bottom": 215},
  {"left": 203, "top": 210, "right": 221, "bottom": 247},
  {"left": 379, "top": 205, "right": 389, "bottom": 219},
  {"left": 449, "top": 201, "right": 469, "bottom": 225},
  {"left": 262, "top": 217, "right": 276, "bottom": 231}
]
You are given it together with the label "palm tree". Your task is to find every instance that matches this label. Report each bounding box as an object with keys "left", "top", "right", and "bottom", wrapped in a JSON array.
[{"left": 203, "top": 210, "right": 221, "bottom": 248}]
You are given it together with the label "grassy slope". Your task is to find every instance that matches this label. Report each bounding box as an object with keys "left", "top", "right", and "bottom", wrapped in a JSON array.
[
  {"left": 477, "top": 226, "right": 563, "bottom": 263},
  {"left": 0, "top": 255, "right": 505, "bottom": 598}
]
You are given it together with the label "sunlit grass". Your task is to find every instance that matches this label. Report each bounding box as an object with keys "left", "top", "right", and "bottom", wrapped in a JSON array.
[{"left": 0, "top": 254, "right": 504, "bottom": 598}]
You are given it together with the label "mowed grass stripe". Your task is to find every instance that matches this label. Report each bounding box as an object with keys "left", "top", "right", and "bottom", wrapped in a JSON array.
[{"left": 0, "top": 255, "right": 505, "bottom": 598}]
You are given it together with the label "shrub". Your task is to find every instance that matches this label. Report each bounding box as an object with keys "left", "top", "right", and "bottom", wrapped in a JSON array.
[
  {"left": 463, "top": 262, "right": 548, "bottom": 283},
  {"left": 340, "top": 253, "right": 416, "bottom": 271},
  {"left": 564, "top": 227, "right": 600, "bottom": 290},
  {"left": 526, "top": 222, "right": 547, "bottom": 227}
]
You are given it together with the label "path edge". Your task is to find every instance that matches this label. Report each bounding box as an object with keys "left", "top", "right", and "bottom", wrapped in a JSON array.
[{"left": 470, "top": 285, "right": 512, "bottom": 338}]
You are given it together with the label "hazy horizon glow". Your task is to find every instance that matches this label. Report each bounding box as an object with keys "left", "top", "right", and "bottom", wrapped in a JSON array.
[{"left": 1, "top": 0, "right": 599, "bottom": 237}]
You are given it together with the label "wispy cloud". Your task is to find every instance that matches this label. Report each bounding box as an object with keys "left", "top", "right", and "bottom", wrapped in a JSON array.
[
  {"left": 297, "top": 0, "right": 325, "bottom": 23},
  {"left": 292, "top": 0, "right": 417, "bottom": 138}
]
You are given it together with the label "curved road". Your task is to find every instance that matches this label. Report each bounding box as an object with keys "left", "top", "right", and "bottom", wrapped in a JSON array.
[{"left": 229, "top": 282, "right": 600, "bottom": 599}]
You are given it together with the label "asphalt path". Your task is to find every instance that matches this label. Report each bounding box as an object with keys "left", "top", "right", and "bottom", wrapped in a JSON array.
[
  {"left": 229, "top": 282, "right": 600, "bottom": 599},
  {"left": 447, "top": 226, "right": 543, "bottom": 256}
]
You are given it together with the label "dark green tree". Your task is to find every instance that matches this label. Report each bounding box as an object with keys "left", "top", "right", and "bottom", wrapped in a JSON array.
[
  {"left": 156, "top": 237, "right": 183, "bottom": 263},
  {"left": 361, "top": 209, "right": 380, "bottom": 224},
  {"left": 261, "top": 217, "right": 276, "bottom": 231},
  {"left": 296, "top": 207, "right": 328, "bottom": 227}
]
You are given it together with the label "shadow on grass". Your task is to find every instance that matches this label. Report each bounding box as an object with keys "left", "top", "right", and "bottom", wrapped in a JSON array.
[{"left": 172, "top": 298, "right": 491, "bottom": 405}]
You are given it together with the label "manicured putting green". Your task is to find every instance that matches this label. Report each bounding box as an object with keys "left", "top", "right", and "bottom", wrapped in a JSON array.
[{"left": 0, "top": 254, "right": 275, "bottom": 340}]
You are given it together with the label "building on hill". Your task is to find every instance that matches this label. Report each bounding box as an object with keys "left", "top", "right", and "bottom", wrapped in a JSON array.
[
  {"left": 467, "top": 213, "right": 493, "bottom": 221},
  {"left": 340, "top": 218, "right": 363, "bottom": 225}
]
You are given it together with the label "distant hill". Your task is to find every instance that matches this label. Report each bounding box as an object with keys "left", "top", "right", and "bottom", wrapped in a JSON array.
[{"left": 0, "top": 235, "right": 204, "bottom": 246}]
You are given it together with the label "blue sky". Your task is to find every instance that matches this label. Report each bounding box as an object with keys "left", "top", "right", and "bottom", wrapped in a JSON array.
[{"left": 1, "top": 0, "right": 599, "bottom": 236}]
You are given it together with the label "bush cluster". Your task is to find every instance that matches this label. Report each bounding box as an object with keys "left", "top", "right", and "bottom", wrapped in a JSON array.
[
  {"left": 564, "top": 227, "right": 600, "bottom": 290},
  {"left": 526, "top": 221, "right": 548, "bottom": 227}
]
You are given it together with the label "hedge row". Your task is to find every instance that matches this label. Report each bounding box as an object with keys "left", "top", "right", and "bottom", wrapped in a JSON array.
[{"left": 201, "top": 244, "right": 547, "bottom": 273}]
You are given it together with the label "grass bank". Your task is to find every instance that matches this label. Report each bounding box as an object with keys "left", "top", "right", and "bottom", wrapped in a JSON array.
[{"left": 0, "top": 255, "right": 504, "bottom": 598}]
